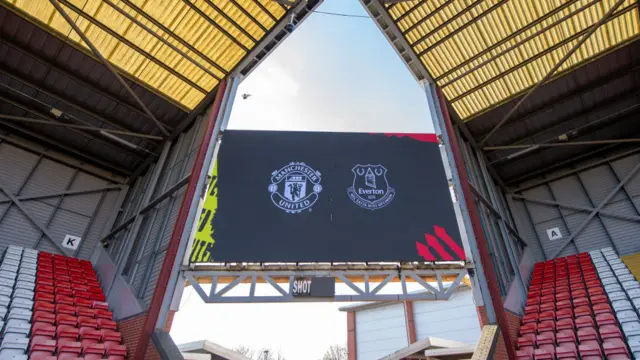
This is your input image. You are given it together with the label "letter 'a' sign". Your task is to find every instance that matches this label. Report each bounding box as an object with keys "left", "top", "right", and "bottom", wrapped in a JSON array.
[
  {"left": 291, "top": 277, "right": 335, "bottom": 297},
  {"left": 189, "top": 131, "right": 464, "bottom": 263}
]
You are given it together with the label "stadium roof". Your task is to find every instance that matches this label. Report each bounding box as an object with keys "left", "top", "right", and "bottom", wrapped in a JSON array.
[
  {"left": 0, "top": 0, "right": 320, "bottom": 176},
  {"left": 4, "top": 0, "right": 291, "bottom": 111},
  {"left": 366, "top": 0, "right": 640, "bottom": 121}
]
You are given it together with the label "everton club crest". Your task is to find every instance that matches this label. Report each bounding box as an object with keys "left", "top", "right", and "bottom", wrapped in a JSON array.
[
  {"left": 347, "top": 164, "right": 395, "bottom": 210},
  {"left": 269, "top": 162, "right": 322, "bottom": 214}
]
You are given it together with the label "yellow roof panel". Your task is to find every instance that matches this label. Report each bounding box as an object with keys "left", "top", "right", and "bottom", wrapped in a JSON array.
[
  {"left": 387, "top": 0, "right": 640, "bottom": 120},
  {"left": 4, "top": 0, "right": 288, "bottom": 110}
]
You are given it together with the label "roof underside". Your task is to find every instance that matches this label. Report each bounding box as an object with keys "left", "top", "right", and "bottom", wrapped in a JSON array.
[
  {"left": 5, "top": 0, "right": 288, "bottom": 110},
  {"left": 0, "top": 0, "right": 316, "bottom": 176},
  {"left": 385, "top": 0, "right": 640, "bottom": 120},
  {"left": 468, "top": 38, "right": 640, "bottom": 186}
]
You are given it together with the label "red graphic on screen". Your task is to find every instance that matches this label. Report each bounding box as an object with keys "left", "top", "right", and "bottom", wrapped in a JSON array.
[
  {"left": 371, "top": 133, "right": 439, "bottom": 143},
  {"left": 416, "top": 226, "right": 465, "bottom": 261}
]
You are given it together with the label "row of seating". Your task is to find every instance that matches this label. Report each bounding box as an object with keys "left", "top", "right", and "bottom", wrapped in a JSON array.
[
  {"left": 592, "top": 248, "right": 640, "bottom": 358},
  {"left": 517, "top": 252, "right": 632, "bottom": 359},
  {"left": 0, "top": 247, "right": 127, "bottom": 360}
]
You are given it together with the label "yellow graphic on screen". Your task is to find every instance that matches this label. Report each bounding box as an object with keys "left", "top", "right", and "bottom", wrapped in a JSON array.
[{"left": 190, "top": 160, "right": 218, "bottom": 263}]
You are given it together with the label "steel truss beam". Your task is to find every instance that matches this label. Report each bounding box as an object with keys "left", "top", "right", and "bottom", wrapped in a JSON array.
[
  {"left": 48, "top": 0, "right": 170, "bottom": 137},
  {"left": 0, "top": 182, "right": 67, "bottom": 253},
  {"left": 0, "top": 94, "right": 144, "bottom": 159},
  {"left": 511, "top": 147, "right": 640, "bottom": 191},
  {"left": 0, "top": 69, "right": 160, "bottom": 145},
  {"left": 0, "top": 186, "right": 121, "bottom": 205},
  {"left": 550, "top": 161, "right": 640, "bottom": 258},
  {"left": 479, "top": 0, "right": 628, "bottom": 147},
  {"left": 182, "top": 269, "right": 468, "bottom": 303},
  {"left": 512, "top": 196, "right": 640, "bottom": 223},
  {"left": 484, "top": 65, "right": 640, "bottom": 148},
  {"left": 0, "top": 37, "right": 175, "bottom": 128}
]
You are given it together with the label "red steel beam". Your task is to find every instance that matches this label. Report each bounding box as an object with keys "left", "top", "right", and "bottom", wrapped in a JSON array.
[
  {"left": 133, "top": 79, "right": 229, "bottom": 359},
  {"left": 436, "top": 87, "right": 516, "bottom": 360}
]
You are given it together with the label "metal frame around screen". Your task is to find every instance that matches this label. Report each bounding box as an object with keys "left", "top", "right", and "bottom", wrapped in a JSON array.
[{"left": 182, "top": 266, "right": 468, "bottom": 303}]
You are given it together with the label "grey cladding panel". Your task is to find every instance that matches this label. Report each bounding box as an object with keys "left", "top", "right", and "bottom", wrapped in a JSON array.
[
  {"left": 0, "top": 141, "right": 122, "bottom": 258},
  {"left": 508, "top": 152, "right": 640, "bottom": 259}
]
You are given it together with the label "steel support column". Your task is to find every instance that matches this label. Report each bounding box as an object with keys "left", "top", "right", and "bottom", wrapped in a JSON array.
[
  {"left": 427, "top": 82, "right": 516, "bottom": 359},
  {"left": 133, "top": 79, "right": 229, "bottom": 359}
]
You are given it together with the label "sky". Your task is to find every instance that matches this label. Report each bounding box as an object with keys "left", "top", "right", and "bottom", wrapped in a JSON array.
[{"left": 171, "top": 1, "right": 435, "bottom": 359}]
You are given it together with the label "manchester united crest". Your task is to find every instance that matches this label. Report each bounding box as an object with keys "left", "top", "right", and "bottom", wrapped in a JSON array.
[
  {"left": 347, "top": 164, "right": 395, "bottom": 210},
  {"left": 269, "top": 162, "right": 322, "bottom": 214}
]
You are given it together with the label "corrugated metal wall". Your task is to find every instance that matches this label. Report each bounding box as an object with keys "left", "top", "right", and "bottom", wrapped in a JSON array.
[
  {"left": 0, "top": 134, "right": 125, "bottom": 259},
  {"left": 355, "top": 303, "right": 408, "bottom": 360},
  {"left": 509, "top": 150, "right": 640, "bottom": 262},
  {"left": 105, "top": 114, "right": 207, "bottom": 307}
]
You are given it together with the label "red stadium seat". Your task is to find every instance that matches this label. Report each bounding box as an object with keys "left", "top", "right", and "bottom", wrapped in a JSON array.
[
  {"left": 35, "top": 292, "right": 55, "bottom": 302},
  {"left": 55, "top": 282, "right": 71, "bottom": 289},
  {"left": 57, "top": 340, "right": 82, "bottom": 358},
  {"left": 574, "top": 306, "right": 592, "bottom": 318},
  {"left": 31, "top": 322, "right": 56, "bottom": 343},
  {"left": 90, "top": 292, "right": 106, "bottom": 301},
  {"left": 35, "top": 284, "right": 54, "bottom": 294},
  {"left": 556, "top": 292, "right": 570, "bottom": 302},
  {"left": 541, "top": 288, "right": 555, "bottom": 297},
  {"left": 556, "top": 308, "right": 573, "bottom": 320},
  {"left": 539, "top": 311, "right": 555, "bottom": 322},
  {"left": 576, "top": 316, "right": 595, "bottom": 329},
  {"left": 56, "top": 304, "right": 76, "bottom": 315},
  {"left": 522, "top": 313, "right": 538, "bottom": 324},
  {"left": 599, "top": 324, "right": 623, "bottom": 340},
  {"left": 79, "top": 327, "right": 101, "bottom": 343},
  {"left": 101, "top": 330, "right": 122, "bottom": 346},
  {"left": 556, "top": 329, "right": 576, "bottom": 345},
  {"left": 590, "top": 294, "right": 608, "bottom": 305},
  {"left": 92, "top": 301, "right": 109, "bottom": 310},
  {"left": 55, "top": 287, "right": 74, "bottom": 297},
  {"left": 556, "top": 342, "right": 578, "bottom": 360},
  {"left": 538, "top": 320, "right": 555, "bottom": 333},
  {"left": 56, "top": 314, "right": 78, "bottom": 326},
  {"left": 75, "top": 306, "right": 95, "bottom": 318},
  {"left": 78, "top": 316, "right": 98, "bottom": 329},
  {"left": 82, "top": 342, "right": 105, "bottom": 356},
  {"left": 33, "top": 310, "right": 56, "bottom": 324},
  {"left": 540, "top": 302, "right": 555, "bottom": 312},
  {"left": 577, "top": 327, "right": 600, "bottom": 343},
  {"left": 73, "top": 290, "right": 91, "bottom": 299},
  {"left": 556, "top": 319, "right": 574, "bottom": 331},
  {"left": 534, "top": 345, "right": 555, "bottom": 359},
  {"left": 526, "top": 297, "right": 541, "bottom": 306},
  {"left": 56, "top": 325, "right": 80, "bottom": 340},
  {"left": 97, "top": 318, "right": 117, "bottom": 330},
  {"left": 105, "top": 343, "right": 127, "bottom": 360},
  {"left": 518, "top": 334, "right": 536, "bottom": 348},
  {"left": 74, "top": 298, "right": 92, "bottom": 308},
  {"left": 536, "top": 332, "right": 555, "bottom": 346},
  {"left": 55, "top": 295, "right": 74, "bottom": 305},
  {"left": 603, "top": 338, "right": 630, "bottom": 358},
  {"left": 573, "top": 297, "right": 589, "bottom": 307},
  {"left": 525, "top": 305, "right": 539, "bottom": 315},
  {"left": 29, "top": 339, "right": 56, "bottom": 354},
  {"left": 593, "top": 303, "right": 613, "bottom": 315},
  {"left": 95, "top": 309, "right": 113, "bottom": 320},
  {"left": 34, "top": 301, "right": 55, "bottom": 313},
  {"left": 596, "top": 313, "right": 617, "bottom": 327}
]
